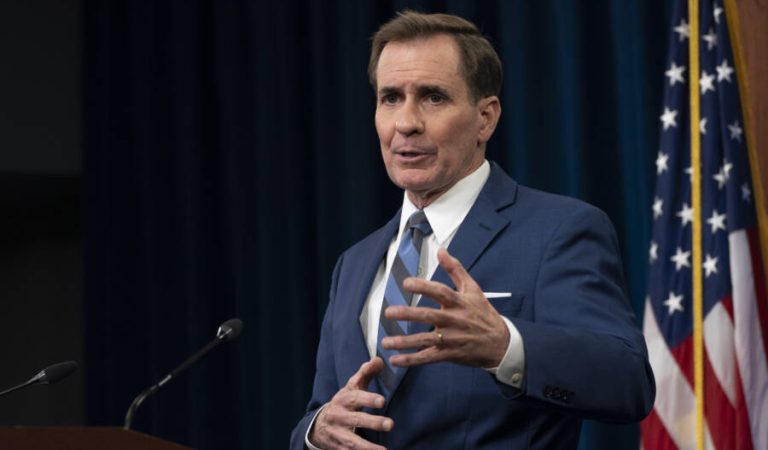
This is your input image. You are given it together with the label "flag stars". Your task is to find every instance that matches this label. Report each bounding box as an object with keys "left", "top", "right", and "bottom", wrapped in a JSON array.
[
  {"left": 706, "top": 209, "right": 727, "bottom": 233},
  {"left": 649, "top": 241, "right": 659, "bottom": 263},
  {"left": 714, "top": 5, "right": 724, "bottom": 24},
  {"left": 665, "top": 62, "right": 686, "bottom": 86},
  {"left": 722, "top": 160, "right": 733, "bottom": 178},
  {"left": 660, "top": 107, "right": 678, "bottom": 130},
  {"left": 728, "top": 120, "right": 743, "bottom": 142},
  {"left": 663, "top": 291, "right": 685, "bottom": 315},
  {"left": 700, "top": 71, "right": 716, "bottom": 94},
  {"left": 670, "top": 247, "right": 691, "bottom": 271},
  {"left": 674, "top": 19, "right": 690, "bottom": 41},
  {"left": 713, "top": 170, "right": 727, "bottom": 189},
  {"left": 676, "top": 203, "right": 693, "bottom": 227},
  {"left": 713, "top": 160, "right": 733, "bottom": 189},
  {"left": 700, "top": 117, "right": 708, "bottom": 135},
  {"left": 716, "top": 59, "right": 734, "bottom": 82},
  {"left": 703, "top": 28, "right": 718, "bottom": 50},
  {"left": 653, "top": 197, "right": 664, "bottom": 220},
  {"left": 656, "top": 151, "right": 669, "bottom": 174},
  {"left": 703, "top": 254, "right": 719, "bottom": 277},
  {"left": 742, "top": 183, "right": 752, "bottom": 202}
]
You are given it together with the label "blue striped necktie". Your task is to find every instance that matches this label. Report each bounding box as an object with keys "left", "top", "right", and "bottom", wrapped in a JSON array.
[{"left": 377, "top": 210, "right": 432, "bottom": 395}]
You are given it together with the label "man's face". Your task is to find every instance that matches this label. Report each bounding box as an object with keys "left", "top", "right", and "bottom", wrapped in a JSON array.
[{"left": 375, "top": 34, "right": 499, "bottom": 208}]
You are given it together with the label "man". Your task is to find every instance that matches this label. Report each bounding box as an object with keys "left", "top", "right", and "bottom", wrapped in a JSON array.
[{"left": 291, "top": 11, "right": 655, "bottom": 450}]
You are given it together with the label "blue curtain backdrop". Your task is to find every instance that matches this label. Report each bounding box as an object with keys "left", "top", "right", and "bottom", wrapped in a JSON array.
[{"left": 82, "top": 1, "right": 670, "bottom": 448}]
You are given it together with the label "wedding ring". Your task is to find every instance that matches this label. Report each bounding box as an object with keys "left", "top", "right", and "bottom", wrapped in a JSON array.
[{"left": 436, "top": 329, "right": 444, "bottom": 346}]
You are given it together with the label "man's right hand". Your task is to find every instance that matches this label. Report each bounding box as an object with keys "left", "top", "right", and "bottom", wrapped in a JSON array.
[{"left": 309, "top": 357, "right": 394, "bottom": 450}]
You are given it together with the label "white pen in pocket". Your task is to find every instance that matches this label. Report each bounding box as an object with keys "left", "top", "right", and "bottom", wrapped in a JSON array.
[{"left": 484, "top": 292, "right": 513, "bottom": 299}]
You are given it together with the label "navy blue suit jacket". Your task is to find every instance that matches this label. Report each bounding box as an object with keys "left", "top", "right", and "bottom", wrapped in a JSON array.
[{"left": 291, "top": 162, "right": 655, "bottom": 449}]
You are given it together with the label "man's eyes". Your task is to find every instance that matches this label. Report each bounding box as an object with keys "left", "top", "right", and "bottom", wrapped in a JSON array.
[
  {"left": 379, "top": 92, "right": 447, "bottom": 105},
  {"left": 381, "top": 94, "right": 399, "bottom": 104},
  {"left": 426, "top": 93, "right": 445, "bottom": 104}
]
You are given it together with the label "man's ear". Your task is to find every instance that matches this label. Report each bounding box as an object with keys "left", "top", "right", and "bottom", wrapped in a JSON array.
[{"left": 477, "top": 96, "right": 501, "bottom": 145}]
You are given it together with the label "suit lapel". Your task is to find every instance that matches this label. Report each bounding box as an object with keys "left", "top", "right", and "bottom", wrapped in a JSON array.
[{"left": 340, "top": 211, "right": 401, "bottom": 397}]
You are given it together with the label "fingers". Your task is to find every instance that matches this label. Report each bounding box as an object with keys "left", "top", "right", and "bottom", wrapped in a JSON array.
[
  {"left": 381, "top": 330, "right": 442, "bottom": 352},
  {"left": 437, "top": 247, "right": 482, "bottom": 294},
  {"left": 346, "top": 357, "right": 384, "bottom": 391},
  {"left": 389, "top": 345, "right": 450, "bottom": 367},
  {"left": 313, "top": 412, "right": 390, "bottom": 450},
  {"left": 341, "top": 359, "right": 386, "bottom": 410},
  {"left": 324, "top": 430, "right": 388, "bottom": 450},
  {"left": 321, "top": 405, "right": 394, "bottom": 432},
  {"left": 335, "top": 386, "right": 386, "bottom": 410},
  {"left": 383, "top": 331, "right": 452, "bottom": 367},
  {"left": 402, "top": 277, "right": 461, "bottom": 308},
  {"left": 396, "top": 248, "right": 482, "bottom": 310},
  {"left": 384, "top": 303, "right": 446, "bottom": 325},
  {"left": 349, "top": 411, "right": 394, "bottom": 432},
  {"left": 309, "top": 357, "right": 393, "bottom": 449}
]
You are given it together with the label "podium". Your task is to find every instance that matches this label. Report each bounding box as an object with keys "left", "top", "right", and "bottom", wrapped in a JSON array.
[{"left": 0, "top": 427, "right": 193, "bottom": 450}]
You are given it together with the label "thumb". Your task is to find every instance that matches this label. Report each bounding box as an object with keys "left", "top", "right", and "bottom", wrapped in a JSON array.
[{"left": 348, "top": 357, "right": 384, "bottom": 390}]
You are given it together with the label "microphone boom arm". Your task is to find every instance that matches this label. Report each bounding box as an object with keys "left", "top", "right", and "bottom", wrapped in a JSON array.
[{"left": 123, "top": 319, "right": 243, "bottom": 430}]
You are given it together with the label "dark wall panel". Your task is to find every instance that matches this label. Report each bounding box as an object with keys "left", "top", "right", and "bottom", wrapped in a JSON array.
[
  {"left": 0, "top": 175, "right": 83, "bottom": 425},
  {"left": 0, "top": 0, "right": 81, "bottom": 175}
]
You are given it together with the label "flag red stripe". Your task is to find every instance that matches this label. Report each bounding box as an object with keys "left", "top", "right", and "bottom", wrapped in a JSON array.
[
  {"left": 720, "top": 294, "right": 734, "bottom": 320},
  {"left": 703, "top": 347, "right": 754, "bottom": 450},
  {"left": 670, "top": 334, "right": 694, "bottom": 388},
  {"left": 642, "top": 407, "right": 680, "bottom": 450},
  {"left": 733, "top": 363, "right": 757, "bottom": 450}
]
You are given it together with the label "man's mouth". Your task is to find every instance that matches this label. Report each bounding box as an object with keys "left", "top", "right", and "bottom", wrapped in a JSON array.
[{"left": 394, "top": 148, "right": 432, "bottom": 161}]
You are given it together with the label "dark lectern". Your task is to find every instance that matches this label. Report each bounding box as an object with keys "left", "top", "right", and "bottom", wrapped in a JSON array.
[{"left": 0, "top": 427, "right": 193, "bottom": 450}]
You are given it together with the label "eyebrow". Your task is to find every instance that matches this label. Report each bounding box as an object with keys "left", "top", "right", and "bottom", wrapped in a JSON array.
[
  {"left": 377, "top": 84, "right": 451, "bottom": 98},
  {"left": 377, "top": 86, "right": 400, "bottom": 97},
  {"left": 415, "top": 85, "right": 450, "bottom": 98}
]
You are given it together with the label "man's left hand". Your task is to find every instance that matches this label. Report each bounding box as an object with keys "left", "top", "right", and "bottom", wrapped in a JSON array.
[{"left": 381, "top": 247, "right": 510, "bottom": 369}]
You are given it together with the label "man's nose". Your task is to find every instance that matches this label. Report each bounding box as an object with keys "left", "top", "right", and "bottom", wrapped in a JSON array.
[{"left": 394, "top": 102, "right": 424, "bottom": 136}]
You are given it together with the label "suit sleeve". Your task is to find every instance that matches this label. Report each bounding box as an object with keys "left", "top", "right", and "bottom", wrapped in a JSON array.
[
  {"left": 508, "top": 206, "right": 655, "bottom": 422},
  {"left": 289, "top": 255, "right": 345, "bottom": 449}
]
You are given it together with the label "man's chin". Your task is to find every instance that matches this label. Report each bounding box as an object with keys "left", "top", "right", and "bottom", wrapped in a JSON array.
[{"left": 391, "top": 174, "right": 434, "bottom": 194}]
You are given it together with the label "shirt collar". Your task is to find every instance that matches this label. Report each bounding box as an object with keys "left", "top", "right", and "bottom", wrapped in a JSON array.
[{"left": 399, "top": 160, "right": 490, "bottom": 245}]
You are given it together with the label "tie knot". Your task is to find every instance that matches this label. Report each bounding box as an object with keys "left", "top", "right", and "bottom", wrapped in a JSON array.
[{"left": 407, "top": 210, "right": 433, "bottom": 236}]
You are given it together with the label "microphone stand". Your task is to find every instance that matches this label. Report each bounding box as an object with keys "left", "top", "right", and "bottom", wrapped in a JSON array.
[{"left": 123, "top": 320, "right": 242, "bottom": 429}]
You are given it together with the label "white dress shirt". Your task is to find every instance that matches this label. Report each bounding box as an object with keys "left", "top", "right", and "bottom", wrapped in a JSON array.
[{"left": 306, "top": 160, "right": 525, "bottom": 449}]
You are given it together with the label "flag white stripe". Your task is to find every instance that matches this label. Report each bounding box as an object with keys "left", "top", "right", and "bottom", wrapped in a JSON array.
[
  {"left": 703, "top": 302, "right": 737, "bottom": 406},
  {"left": 729, "top": 230, "right": 768, "bottom": 450}
]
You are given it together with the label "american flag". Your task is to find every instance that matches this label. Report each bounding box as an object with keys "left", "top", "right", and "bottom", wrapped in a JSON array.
[{"left": 641, "top": 0, "right": 768, "bottom": 449}]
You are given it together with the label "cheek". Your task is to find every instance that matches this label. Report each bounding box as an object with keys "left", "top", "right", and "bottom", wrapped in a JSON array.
[
  {"left": 438, "top": 111, "right": 475, "bottom": 137},
  {"left": 374, "top": 114, "right": 391, "bottom": 145}
]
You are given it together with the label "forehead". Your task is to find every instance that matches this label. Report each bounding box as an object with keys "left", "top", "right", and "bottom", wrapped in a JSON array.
[{"left": 376, "top": 34, "right": 465, "bottom": 92}]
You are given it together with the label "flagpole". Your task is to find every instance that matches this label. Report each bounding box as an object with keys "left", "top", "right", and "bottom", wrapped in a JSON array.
[{"left": 687, "top": 0, "right": 705, "bottom": 449}]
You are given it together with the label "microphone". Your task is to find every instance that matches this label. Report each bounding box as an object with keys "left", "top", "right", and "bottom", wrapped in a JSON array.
[
  {"left": 123, "top": 318, "right": 244, "bottom": 429},
  {"left": 0, "top": 361, "right": 79, "bottom": 398}
]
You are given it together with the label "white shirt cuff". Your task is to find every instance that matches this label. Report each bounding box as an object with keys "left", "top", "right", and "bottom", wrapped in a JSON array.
[
  {"left": 484, "top": 316, "right": 525, "bottom": 388},
  {"left": 304, "top": 404, "right": 328, "bottom": 450}
]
